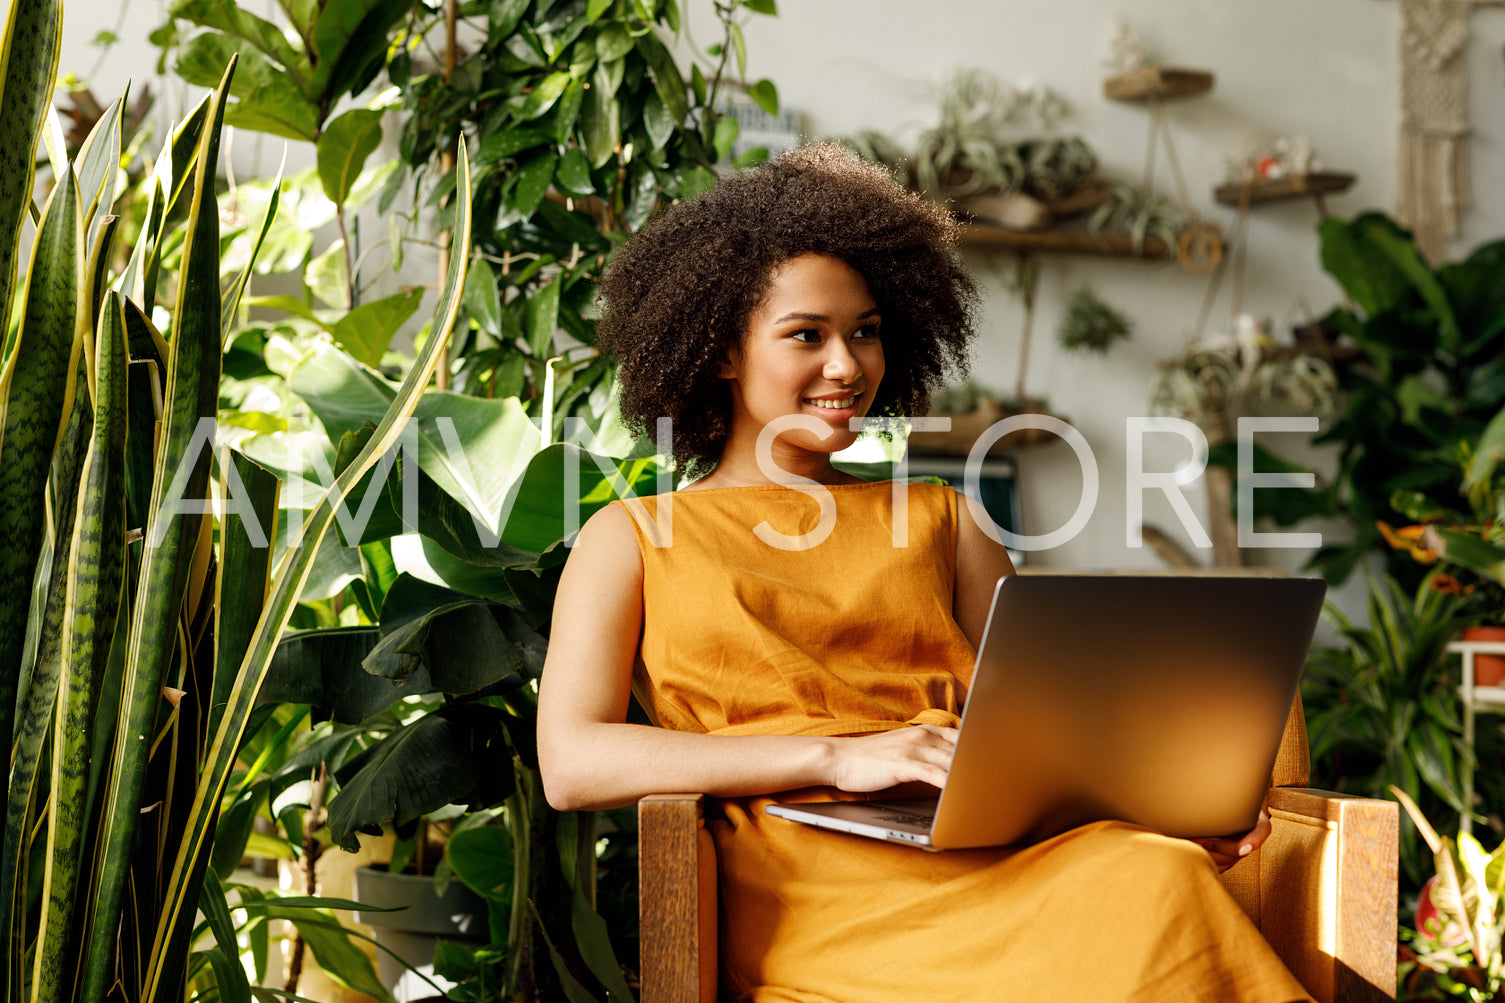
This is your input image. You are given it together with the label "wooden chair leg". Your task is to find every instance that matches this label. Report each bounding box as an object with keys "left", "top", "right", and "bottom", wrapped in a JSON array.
[{"left": 639, "top": 794, "right": 718, "bottom": 1003}]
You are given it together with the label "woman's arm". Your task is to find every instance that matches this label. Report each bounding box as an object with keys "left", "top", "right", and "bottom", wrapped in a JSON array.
[
  {"left": 536, "top": 503, "right": 957, "bottom": 811},
  {"left": 952, "top": 492, "right": 1018, "bottom": 649}
]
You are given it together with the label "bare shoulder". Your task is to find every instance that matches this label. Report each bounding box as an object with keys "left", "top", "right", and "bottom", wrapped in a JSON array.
[{"left": 568, "top": 502, "right": 644, "bottom": 577}]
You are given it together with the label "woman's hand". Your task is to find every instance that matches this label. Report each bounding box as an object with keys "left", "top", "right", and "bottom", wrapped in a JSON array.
[
  {"left": 828, "top": 725, "right": 957, "bottom": 793},
  {"left": 1187, "top": 809, "right": 1271, "bottom": 873}
]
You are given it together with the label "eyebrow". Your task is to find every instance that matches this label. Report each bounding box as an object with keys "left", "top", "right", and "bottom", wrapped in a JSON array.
[{"left": 773, "top": 307, "right": 882, "bottom": 324}]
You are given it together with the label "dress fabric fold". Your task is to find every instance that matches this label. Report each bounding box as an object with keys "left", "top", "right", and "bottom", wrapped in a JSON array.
[{"left": 622, "top": 481, "right": 1310, "bottom": 1003}]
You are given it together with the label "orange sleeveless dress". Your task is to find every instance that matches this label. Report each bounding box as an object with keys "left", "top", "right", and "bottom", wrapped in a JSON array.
[{"left": 621, "top": 481, "right": 1310, "bottom": 1003}]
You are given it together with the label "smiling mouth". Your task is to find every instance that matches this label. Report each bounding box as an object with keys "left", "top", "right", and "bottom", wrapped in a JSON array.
[{"left": 805, "top": 393, "right": 861, "bottom": 410}]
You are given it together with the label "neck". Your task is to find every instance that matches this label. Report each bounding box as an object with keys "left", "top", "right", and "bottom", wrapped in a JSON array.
[{"left": 702, "top": 432, "right": 849, "bottom": 487}]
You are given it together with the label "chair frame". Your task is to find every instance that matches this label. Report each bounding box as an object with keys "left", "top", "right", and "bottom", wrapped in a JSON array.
[{"left": 639, "top": 780, "right": 1398, "bottom": 1002}]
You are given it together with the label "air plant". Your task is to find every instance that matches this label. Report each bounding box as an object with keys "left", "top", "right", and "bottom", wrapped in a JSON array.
[
  {"left": 1019, "top": 136, "right": 1099, "bottom": 202},
  {"left": 913, "top": 69, "right": 1069, "bottom": 199},
  {"left": 1090, "top": 181, "right": 1190, "bottom": 254},
  {"left": 1057, "top": 285, "right": 1133, "bottom": 354}
]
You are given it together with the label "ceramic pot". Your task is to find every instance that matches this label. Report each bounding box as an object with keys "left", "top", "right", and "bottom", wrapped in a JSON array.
[
  {"left": 1461, "top": 625, "right": 1505, "bottom": 687},
  {"left": 353, "top": 866, "right": 487, "bottom": 1003}
]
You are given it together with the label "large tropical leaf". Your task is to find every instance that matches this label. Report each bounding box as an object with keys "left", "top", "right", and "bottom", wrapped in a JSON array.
[
  {"left": 289, "top": 344, "right": 545, "bottom": 536},
  {"left": 328, "top": 703, "right": 513, "bottom": 851}
]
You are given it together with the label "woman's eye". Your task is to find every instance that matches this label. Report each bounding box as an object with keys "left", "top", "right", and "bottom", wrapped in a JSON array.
[
  {"left": 854, "top": 323, "right": 881, "bottom": 339},
  {"left": 791, "top": 329, "right": 820, "bottom": 343}
]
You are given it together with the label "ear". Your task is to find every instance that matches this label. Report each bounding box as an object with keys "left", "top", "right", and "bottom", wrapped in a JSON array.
[{"left": 716, "top": 350, "right": 740, "bottom": 380}]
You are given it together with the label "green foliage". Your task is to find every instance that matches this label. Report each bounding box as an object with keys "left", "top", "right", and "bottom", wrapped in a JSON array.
[
  {"left": 1303, "top": 569, "right": 1486, "bottom": 885},
  {"left": 1275, "top": 213, "right": 1505, "bottom": 586},
  {"left": 390, "top": 0, "right": 781, "bottom": 411},
  {"left": 1056, "top": 284, "right": 1132, "bottom": 354},
  {"left": 0, "top": 3, "right": 476, "bottom": 996}
]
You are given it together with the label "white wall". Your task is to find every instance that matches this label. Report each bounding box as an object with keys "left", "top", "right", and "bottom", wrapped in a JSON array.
[
  {"left": 690, "top": 0, "right": 1505, "bottom": 581},
  {"left": 57, "top": 0, "right": 1505, "bottom": 582}
]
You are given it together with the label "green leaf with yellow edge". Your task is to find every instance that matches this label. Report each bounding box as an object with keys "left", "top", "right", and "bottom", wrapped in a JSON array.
[
  {"left": 317, "top": 108, "right": 384, "bottom": 207},
  {"left": 0, "top": 0, "right": 62, "bottom": 337}
]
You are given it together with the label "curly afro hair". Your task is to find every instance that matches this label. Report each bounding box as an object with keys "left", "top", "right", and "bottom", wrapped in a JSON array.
[{"left": 596, "top": 142, "right": 979, "bottom": 477}]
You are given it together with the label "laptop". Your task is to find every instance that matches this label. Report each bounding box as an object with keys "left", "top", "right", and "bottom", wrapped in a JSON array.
[{"left": 765, "top": 574, "right": 1325, "bottom": 850}]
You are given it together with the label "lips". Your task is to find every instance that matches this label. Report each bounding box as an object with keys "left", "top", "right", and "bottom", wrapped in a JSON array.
[{"left": 806, "top": 395, "right": 858, "bottom": 409}]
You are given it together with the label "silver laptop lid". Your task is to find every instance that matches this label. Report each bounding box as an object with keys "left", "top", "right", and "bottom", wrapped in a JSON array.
[{"left": 929, "top": 574, "right": 1324, "bottom": 849}]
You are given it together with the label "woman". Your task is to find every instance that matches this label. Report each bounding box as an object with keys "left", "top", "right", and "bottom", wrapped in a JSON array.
[{"left": 537, "top": 145, "right": 1308, "bottom": 1002}]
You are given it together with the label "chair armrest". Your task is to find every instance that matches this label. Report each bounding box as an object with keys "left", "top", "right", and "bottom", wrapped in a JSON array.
[
  {"left": 639, "top": 794, "right": 719, "bottom": 1003},
  {"left": 1261, "top": 787, "right": 1398, "bottom": 1003}
]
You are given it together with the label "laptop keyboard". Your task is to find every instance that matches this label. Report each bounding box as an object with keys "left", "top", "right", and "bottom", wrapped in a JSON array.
[{"left": 873, "top": 810, "right": 936, "bottom": 827}]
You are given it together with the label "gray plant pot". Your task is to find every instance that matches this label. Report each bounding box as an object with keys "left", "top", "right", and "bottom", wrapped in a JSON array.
[{"left": 353, "top": 866, "right": 488, "bottom": 1002}]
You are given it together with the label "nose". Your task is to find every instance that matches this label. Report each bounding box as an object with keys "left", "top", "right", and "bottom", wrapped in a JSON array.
[{"left": 822, "top": 340, "right": 861, "bottom": 383}]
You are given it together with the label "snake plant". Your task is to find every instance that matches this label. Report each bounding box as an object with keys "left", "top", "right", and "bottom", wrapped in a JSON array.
[{"left": 0, "top": 0, "right": 473, "bottom": 998}]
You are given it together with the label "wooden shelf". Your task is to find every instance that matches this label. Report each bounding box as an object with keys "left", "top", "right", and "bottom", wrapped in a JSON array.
[
  {"left": 1213, "top": 172, "right": 1356, "bottom": 206},
  {"left": 958, "top": 222, "right": 1170, "bottom": 259},
  {"left": 1103, "top": 67, "right": 1214, "bottom": 102}
]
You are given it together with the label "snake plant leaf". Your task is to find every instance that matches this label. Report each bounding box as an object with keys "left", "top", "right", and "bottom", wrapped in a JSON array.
[
  {"left": 0, "top": 0, "right": 62, "bottom": 337},
  {"left": 83, "top": 56, "right": 236, "bottom": 1003},
  {"left": 145, "top": 143, "right": 471, "bottom": 1002},
  {"left": 33, "top": 291, "right": 129, "bottom": 1003},
  {"left": 208, "top": 449, "right": 279, "bottom": 742},
  {"left": 162, "top": 93, "right": 213, "bottom": 220},
  {"left": 0, "top": 169, "right": 82, "bottom": 863},
  {"left": 75, "top": 91, "right": 125, "bottom": 255},
  {"left": 0, "top": 363, "right": 90, "bottom": 1001}
]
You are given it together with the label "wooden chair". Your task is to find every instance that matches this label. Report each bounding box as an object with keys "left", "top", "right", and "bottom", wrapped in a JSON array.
[{"left": 637, "top": 697, "right": 1399, "bottom": 1003}]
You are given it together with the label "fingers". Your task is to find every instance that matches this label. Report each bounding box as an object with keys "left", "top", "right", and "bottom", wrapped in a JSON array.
[
  {"left": 1188, "top": 810, "right": 1273, "bottom": 873},
  {"left": 830, "top": 726, "right": 958, "bottom": 792}
]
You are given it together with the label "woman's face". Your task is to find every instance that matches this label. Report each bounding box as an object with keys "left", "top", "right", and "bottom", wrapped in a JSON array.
[{"left": 721, "top": 253, "right": 886, "bottom": 459}]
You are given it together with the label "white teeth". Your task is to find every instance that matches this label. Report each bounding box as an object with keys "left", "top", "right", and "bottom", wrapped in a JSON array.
[{"left": 808, "top": 397, "right": 856, "bottom": 409}]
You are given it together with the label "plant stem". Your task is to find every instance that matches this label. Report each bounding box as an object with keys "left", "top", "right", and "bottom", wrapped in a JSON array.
[{"left": 285, "top": 762, "right": 328, "bottom": 995}]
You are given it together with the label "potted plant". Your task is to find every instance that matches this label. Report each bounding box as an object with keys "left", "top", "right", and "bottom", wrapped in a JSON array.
[{"left": 1391, "top": 786, "right": 1504, "bottom": 1001}]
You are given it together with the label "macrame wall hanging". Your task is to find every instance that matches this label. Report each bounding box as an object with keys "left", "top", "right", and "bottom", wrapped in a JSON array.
[{"left": 1394, "top": 0, "right": 1500, "bottom": 261}]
